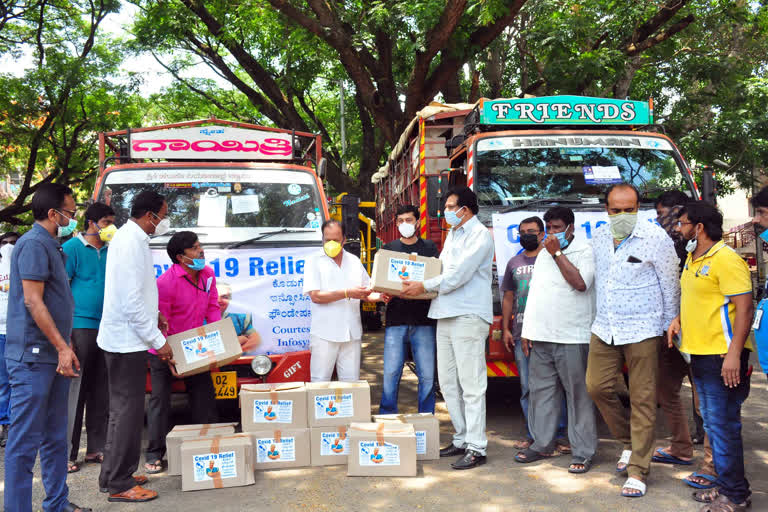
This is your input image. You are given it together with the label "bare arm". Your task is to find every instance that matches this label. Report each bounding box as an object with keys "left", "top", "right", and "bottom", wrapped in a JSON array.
[
  {"left": 501, "top": 291, "right": 516, "bottom": 351},
  {"left": 543, "top": 235, "right": 586, "bottom": 292},
  {"left": 721, "top": 293, "right": 754, "bottom": 387}
]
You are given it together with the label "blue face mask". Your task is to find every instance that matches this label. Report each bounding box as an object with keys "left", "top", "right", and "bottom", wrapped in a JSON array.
[
  {"left": 760, "top": 230, "right": 768, "bottom": 244},
  {"left": 55, "top": 211, "right": 77, "bottom": 238},
  {"left": 445, "top": 207, "right": 465, "bottom": 227},
  {"left": 184, "top": 255, "right": 206, "bottom": 271},
  {"left": 554, "top": 230, "right": 570, "bottom": 249}
]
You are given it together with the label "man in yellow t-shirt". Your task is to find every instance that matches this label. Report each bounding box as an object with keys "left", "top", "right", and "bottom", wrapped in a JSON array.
[{"left": 668, "top": 202, "right": 754, "bottom": 510}]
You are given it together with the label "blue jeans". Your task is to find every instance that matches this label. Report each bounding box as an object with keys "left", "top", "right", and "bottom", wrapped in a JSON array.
[
  {"left": 4, "top": 359, "right": 71, "bottom": 512},
  {"left": 380, "top": 325, "right": 436, "bottom": 414},
  {"left": 0, "top": 335, "right": 10, "bottom": 425},
  {"left": 515, "top": 340, "right": 567, "bottom": 440},
  {"left": 691, "top": 352, "right": 751, "bottom": 504}
]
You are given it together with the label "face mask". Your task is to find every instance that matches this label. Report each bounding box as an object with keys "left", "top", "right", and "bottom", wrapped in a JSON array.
[
  {"left": 398, "top": 222, "right": 416, "bottom": 238},
  {"left": 519, "top": 234, "right": 540, "bottom": 251},
  {"left": 55, "top": 211, "right": 77, "bottom": 238},
  {"left": 323, "top": 240, "right": 342, "bottom": 258},
  {"left": 184, "top": 255, "right": 206, "bottom": 271},
  {"left": 554, "top": 231, "right": 570, "bottom": 249},
  {"left": 686, "top": 227, "right": 700, "bottom": 253},
  {"left": 98, "top": 224, "right": 117, "bottom": 242},
  {"left": 151, "top": 213, "right": 171, "bottom": 236},
  {"left": 609, "top": 212, "right": 638, "bottom": 241},
  {"left": 445, "top": 207, "right": 464, "bottom": 227}
]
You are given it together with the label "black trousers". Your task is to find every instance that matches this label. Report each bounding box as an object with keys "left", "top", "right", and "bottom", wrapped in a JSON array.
[
  {"left": 68, "top": 328, "right": 108, "bottom": 460},
  {"left": 99, "top": 351, "right": 147, "bottom": 494},
  {"left": 145, "top": 353, "right": 219, "bottom": 461}
]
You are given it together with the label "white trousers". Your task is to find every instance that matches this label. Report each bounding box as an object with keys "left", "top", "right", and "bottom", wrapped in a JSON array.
[
  {"left": 436, "top": 314, "right": 489, "bottom": 455},
  {"left": 309, "top": 335, "right": 362, "bottom": 382}
]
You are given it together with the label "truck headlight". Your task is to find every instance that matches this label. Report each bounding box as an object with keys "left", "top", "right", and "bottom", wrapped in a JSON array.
[{"left": 250, "top": 355, "right": 272, "bottom": 376}]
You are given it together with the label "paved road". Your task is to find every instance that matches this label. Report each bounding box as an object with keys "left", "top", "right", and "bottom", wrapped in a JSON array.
[{"left": 2, "top": 330, "right": 767, "bottom": 511}]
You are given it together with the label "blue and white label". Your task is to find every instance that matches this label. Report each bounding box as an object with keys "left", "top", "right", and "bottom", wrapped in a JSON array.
[
  {"left": 252, "top": 399, "right": 293, "bottom": 424},
  {"left": 358, "top": 441, "right": 400, "bottom": 466},
  {"left": 181, "top": 330, "right": 226, "bottom": 364},
  {"left": 314, "top": 393, "right": 354, "bottom": 419},
  {"left": 192, "top": 451, "right": 237, "bottom": 482},
  {"left": 320, "top": 431, "right": 349, "bottom": 456},
  {"left": 387, "top": 257, "right": 426, "bottom": 282},
  {"left": 583, "top": 165, "right": 622, "bottom": 185},
  {"left": 287, "top": 183, "right": 301, "bottom": 195},
  {"left": 415, "top": 430, "right": 427, "bottom": 455},
  {"left": 256, "top": 436, "right": 295, "bottom": 463}
]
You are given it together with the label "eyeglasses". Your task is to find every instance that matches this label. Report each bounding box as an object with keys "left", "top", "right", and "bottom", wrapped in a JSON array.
[
  {"left": 56, "top": 208, "right": 77, "bottom": 219},
  {"left": 676, "top": 221, "right": 694, "bottom": 227}
]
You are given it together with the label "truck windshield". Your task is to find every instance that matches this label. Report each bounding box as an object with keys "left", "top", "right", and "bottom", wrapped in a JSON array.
[
  {"left": 100, "top": 168, "right": 323, "bottom": 242},
  {"left": 474, "top": 134, "right": 691, "bottom": 207}
]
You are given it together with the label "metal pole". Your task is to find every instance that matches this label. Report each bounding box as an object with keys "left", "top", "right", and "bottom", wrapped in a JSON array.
[{"left": 339, "top": 80, "right": 347, "bottom": 175}]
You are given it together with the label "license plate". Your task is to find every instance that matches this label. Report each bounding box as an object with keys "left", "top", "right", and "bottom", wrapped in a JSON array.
[
  {"left": 362, "top": 302, "right": 376, "bottom": 312},
  {"left": 211, "top": 371, "right": 237, "bottom": 400}
]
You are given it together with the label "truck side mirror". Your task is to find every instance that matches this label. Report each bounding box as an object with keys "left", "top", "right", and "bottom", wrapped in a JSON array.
[
  {"left": 317, "top": 158, "right": 327, "bottom": 179},
  {"left": 701, "top": 166, "right": 716, "bottom": 204}
]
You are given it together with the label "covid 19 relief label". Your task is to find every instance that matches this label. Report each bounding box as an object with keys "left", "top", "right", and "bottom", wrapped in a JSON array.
[
  {"left": 252, "top": 399, "right": 293, "bottom": 423},
  {"left": 256, "top": 437, "right": 295, "bottom": 463},
  {"left": 192, "top": 451, "right": 237, "bottom": 482},
  {"left": 314, "top": 393, "right": 353, "bottom": 419},
  {"left": 415, "top": 430, "right": 426, "bottom": 455},
  {"left": 358, "top": 441, "right": 400, "bottom": 466},
  {"left": 387, "top": 257, "right": 426, "bottom": 282},
  {"left": 181, "top": 330, "right": 226, "bottom": 364},
  {"left": 320, "top": 431, "right": 349, "bottom": 456}
]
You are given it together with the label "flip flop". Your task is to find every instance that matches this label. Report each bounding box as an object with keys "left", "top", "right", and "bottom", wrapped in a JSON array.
[
  {"left": 144, "top": 460, "right": 165, "bottom": 474},
  {"left": 514, "top": 448, "right": 549, "bottom": 463},
  {"left": 684, "top": 472, "right": 718, "bottom": 489},
  {"left": 67, "top": 461, "right": 80, "bottom": 474},
  {"left": 568, "top": 457, "right": 592, "bottom": 474},
  {"left": 616, "top": 449, "right": 631, "bottom": 473},
  {"left": 621, "top": 477, "right": 647, "bottom": 498},
  {"left": 652, "top": 448, "right": 693, "bottom": 465}
]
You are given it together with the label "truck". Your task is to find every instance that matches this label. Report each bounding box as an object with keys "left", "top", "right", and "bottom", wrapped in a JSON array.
[
  {"left": 95, "top": 118, "right": 330, "bottom": 403},
  {"left": 373, "top": 96, "right": 708, "bottom": 378}
]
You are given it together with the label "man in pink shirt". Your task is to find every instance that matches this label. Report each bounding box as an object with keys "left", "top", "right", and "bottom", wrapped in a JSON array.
[{"left": 144, "top": 231, "right": 220, "bottom": 474}]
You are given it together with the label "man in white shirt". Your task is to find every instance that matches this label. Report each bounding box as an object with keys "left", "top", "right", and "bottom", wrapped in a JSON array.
[
  {"left": 97, "top": 190, "right": 173, "bottom": 504},
  {"left": 513, "top": 206, "right": 597, "bottom": 474},
  {"left": 586, "top": 184, "right": 680, "bottom": 498},
  {"left": 402, "top": 186, "right": 494, "bottom": 470},
  {"left": 303, "top": 220, "right": 386, "bottom": 382}
]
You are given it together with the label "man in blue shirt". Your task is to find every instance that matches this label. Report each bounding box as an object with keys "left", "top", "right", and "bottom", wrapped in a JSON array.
[
  {"left": 63, "top": 202, "right": 115, "bottom": 473},
  {"left": 4, "top": 183, "right": 91, "bottom": 512}
]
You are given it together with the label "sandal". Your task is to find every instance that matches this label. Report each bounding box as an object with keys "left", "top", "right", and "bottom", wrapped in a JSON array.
[
  {"left": 84, "top": 452, "right": 104, "bottom": 464},
  {"left": 514, "top": 448, "right": 550, "bottom": 463},
  {"left": 685, "top": 472, "right": 718, "bottom": 489},
  {"left": 694, "top": 489, "right": 722, "bottom": 504},
  {"left": 652, "top": 448, "right": 693, "bottom": 465},
  {"left": 621, "top": 477, "right": 646, "bottom": 498},
  {"left": 555, "top": 439, "right": 571, "bottom": 455},
  {"left": 616, "top": 449, "right": 631, "bottom": 473},
  {"left": 144, "top": 460, "right": 164, "bottom": 474},
  {"left": 107, "top": 485, "right": 158, "bottom": 503},
  {"left": 512, "top": 438, "right": 533, "bottom": 450},
  {"left": 568, "top": 456, "right": 592, "bottom": 474},
  {"left": 67, "top": 461, "right": 80, "bottom": 474},
  {"left": 63, "top": 503, "right": 92, "bottom": 512},
  {"left": 700, "top": 494, "right": 751, "bottom": 511},
  {"left": 100, "top": 475, "right": 149, "bottom": 493}
]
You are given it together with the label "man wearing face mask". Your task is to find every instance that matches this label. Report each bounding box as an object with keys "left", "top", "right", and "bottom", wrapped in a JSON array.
[
  {"left": 98, "top": 190, "right": 174, "bottom": 503},
  {"left": 4, "top": 183, "right": 93, "bottom": 512},
  {"left": 668, "top": 202, "right": 753, "bottom": 511},
  {"left": 378, "top": 205, "right": 439, "bottom": 414},
  {"left": 586, "top": 183, "right": 680, "bottom": 498},
  {"left": 144, "top": 231, "right": 221, "bottom": 474},
  {"left": 513, "top": 208, "right": 596, "bottom": 473},
  {"left": 62, "top": 202, "right": 115, "bottom": 474},
  {"left": 304, "top": 220, "right": 388, "bottom": 382},
  {"left": 401, "top": 186, "right": 494, "bottom": 470}
]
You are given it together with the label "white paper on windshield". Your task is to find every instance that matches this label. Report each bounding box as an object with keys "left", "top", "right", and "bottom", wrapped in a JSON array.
[
  {"left": 198, "top": 195, "right": 227, "bottom": 226},
  {"left": 230, "top": 195, "right": 260, "bottom": 215},
  {"left": 583, "top": 165, "right": 622, "bottom": 185}
]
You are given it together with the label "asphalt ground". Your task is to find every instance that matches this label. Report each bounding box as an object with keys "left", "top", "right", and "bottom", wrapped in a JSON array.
[{"left": 2, "top": 330, "right": 768, "bottom": 511}]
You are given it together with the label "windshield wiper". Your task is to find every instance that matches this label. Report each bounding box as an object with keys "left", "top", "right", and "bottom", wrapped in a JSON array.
[
  {"left": 227, "top": 228, "right": 311, "bottom": 249},
  {"left": 150, "top": 231, "right": 208, "bottom": 239},
  {"left": 499, "top": 198, "right": 586, "bottom": 213}
]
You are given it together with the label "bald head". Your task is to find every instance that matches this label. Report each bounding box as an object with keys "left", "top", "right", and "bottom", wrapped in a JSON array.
[{"left": 605, "top": 184, "right": 639, "bottom": 215}]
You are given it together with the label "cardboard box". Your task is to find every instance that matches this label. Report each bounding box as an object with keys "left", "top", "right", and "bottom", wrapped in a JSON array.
[
  {"left": 180, "top": 434, "right": 254, "bottom": 491},
  {"left": 166, "top": 423, "right": 237, "bottom": 476},
  {"left": 370, "top": 249, "right": 441, "bottom": 300},
  {"left": 310, "top": 426, "right": 351, "bottom": 466},
  {"left": 248, "top": 428, "right": 311, "bottom": 470},
  {"left": 347, "top": 422, "right": 417, "bottom": 477},
  {"left": 306, "top": 381, "right": 371, "bottom": 427},
  {"left": 167, "top": 318, "right": 243, "bottom": 377},
  {"left": 372, "top": 413, "right": 440, "bottom": 460},
  {"left": 240, "top": 382, "right": 308, "bottom": 432}
]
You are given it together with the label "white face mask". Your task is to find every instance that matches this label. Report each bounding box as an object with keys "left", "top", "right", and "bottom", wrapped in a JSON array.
[
  {"left": 151, "top": 214, "right": 171, "bottom": 236},
  {"left": 398, "top": 222, "right": 416, "bottom": 238},
  {"left": 686, "top": 227, "right": 699, "bottom": 253}
]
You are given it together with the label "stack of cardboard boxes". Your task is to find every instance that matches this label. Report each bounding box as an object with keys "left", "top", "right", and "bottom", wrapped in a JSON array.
[{"left": 170, "top": 379, "right": 441, "bottom": 491}]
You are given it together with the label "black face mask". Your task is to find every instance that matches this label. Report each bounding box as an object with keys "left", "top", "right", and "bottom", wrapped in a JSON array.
[{"left": 520, "top": 234, "right": 540, "bottom": 251}]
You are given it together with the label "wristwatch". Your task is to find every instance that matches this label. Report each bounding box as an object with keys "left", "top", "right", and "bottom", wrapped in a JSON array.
[{"left": 553, "top": 250, "right": 563, "bottom": 258}]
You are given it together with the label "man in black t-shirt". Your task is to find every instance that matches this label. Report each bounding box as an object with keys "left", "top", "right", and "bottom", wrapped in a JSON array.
[{"left": 379, "top": 205, "right": 439, "bottom": 414}]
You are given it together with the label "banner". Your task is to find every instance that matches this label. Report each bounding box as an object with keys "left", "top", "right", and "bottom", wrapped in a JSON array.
[
  {"left": 491, "top": 210, "right": 658, "bottom": 291},
  {"left": 153, "top": 246, "right": 318, "bottom": 356}
]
